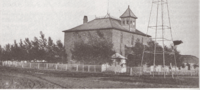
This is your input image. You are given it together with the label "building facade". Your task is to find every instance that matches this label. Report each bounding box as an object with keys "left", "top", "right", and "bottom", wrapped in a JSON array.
[{"left": 63, "top": 6, "right": 151, "bottom": 61}]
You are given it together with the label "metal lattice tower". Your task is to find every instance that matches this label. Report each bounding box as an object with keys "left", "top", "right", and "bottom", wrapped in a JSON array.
[{"left": 141, "top": 0, "right": 177, "bottom": 78}]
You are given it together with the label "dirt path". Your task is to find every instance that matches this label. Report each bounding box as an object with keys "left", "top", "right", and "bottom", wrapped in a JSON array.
[{"left": 0, "top": 66, "right": 199, "bottom": 88}]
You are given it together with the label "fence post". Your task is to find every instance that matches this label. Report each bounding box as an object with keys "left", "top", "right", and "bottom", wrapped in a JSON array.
[
  {"left": 66, "top": 64, "right": 68, "bottom": 71},
  {"left": 30, "top": 63, "right": 31, "bottom": 68},
  {"left": 94, "top": 65, "right": 96, "bottom": 72},
  {"left": 38, "top": 63, "right": 40, "bottom": 69},
  {"left": 82, "top": 65, "right": 84, "bottom": 72},
  {"left": 55, "top": 64, "right": 58, "bottom": 70},
  {"left": 22, "top": 63, "right": 24, "bottom": 68},
  {"left": 46, "top": 63, "right": 48, "bottom": 69},
  {"left": 172, "top": 71, "right": 174, "bottom": 78},
  {"left": 76, "top": 64, "right": 78, "bottom": 72},
  {"left": 10, "top": 61, "right": 13, "bottom": 66},
  {"left": 130, "top": 67, "right": 133, "bottom": 76},
  {"left": 88, "top": 65, "right": 90, "bottom": 72},
  {"left": 8, "top": 61, "right": 10, "bottom": 67}
]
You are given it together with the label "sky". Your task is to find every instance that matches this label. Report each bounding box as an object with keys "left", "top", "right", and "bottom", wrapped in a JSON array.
[{"left": 0, "top": 0, "right": 199, "bottom": 57}]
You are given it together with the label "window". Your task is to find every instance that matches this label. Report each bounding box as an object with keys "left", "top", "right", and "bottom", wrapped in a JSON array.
[{"left": 127, "top": 20, "right": 129, "bottom": 24}]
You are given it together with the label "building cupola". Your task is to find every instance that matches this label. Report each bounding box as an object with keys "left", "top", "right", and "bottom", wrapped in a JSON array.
[{"left": 120, "top": 5, "right": 137, "bottom": 32}]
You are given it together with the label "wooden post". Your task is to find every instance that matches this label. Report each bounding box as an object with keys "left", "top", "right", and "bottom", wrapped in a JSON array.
[
  {"left": 114, "top": 61, "right": 116, "bottom": 74},
  {"left": 130, "top": 67, "right": 133, "bottom": 76},
  {"left": 76, "top": 64, "right": 78, "bottom": 72},
  {"left": 82, "top": 65, "right": 84, "bottom": 72},
  {"left": 88, "top": 65, "right": 90, "bottom": 72},
  {"left": 8, "top": 61, "right": 10, "bottom": 67},
  {"left": 46, "top": 63, "right": 48, "bottom": 69},
  {"left": 22, "top": 63, "right": 24, "bottom": 68},
  {"left": 55, "top": 64, "right": 58, "bottom": 70},
  {"left": 66, "top": 64, "right": 68, "bottom": 71},
  {"left": 94, "top": 65, "right": 96, "bottom": 72},
  {"left": 38, "top": 63, "right": 40, "bottom": 69},
  {"left": 30, "top": 63, "right": 31, "bottom": 68}
]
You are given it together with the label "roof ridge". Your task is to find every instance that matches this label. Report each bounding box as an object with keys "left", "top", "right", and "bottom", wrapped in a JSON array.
[
  {"left": 62, "top": 19, "right": 96, "bottom": 32},
  {"left": 120, "top": 6, "right": 137, "bottom": 19}
]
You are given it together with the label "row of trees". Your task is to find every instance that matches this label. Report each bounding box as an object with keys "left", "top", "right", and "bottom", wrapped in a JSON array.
[
  {"left": 71, "top": 31, "right": 182, "bottom": 66},
  {"left": 0, "top": 31, "right": 65, "bottom": 63},
  {"left": 0, "top": 30, "right": 182, "bottom": 66},
  {"left": 127, "top": 39, "right": 182, "bottom": 67}
]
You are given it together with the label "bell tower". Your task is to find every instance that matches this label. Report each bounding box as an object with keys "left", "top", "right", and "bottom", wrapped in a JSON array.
[{"left": 120, "top": 5, "right": 138, "bottom": 32}]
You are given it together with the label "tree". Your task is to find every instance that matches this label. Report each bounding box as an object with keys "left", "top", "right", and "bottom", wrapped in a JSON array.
[
  {"left": 0, "top": 45, "right": 3, "bottom": 60},
  {"left": 126, "top": 40, "right": 182, "bottom": 67},
  {"left": 24, "top": 38, "right": 32, "bottom": 60},
  {"left": 18, "top": 39, "right": 26, "bottom": 60},
  {"left": 54, "top": 40, "right": 65, "bottom": 63},
  {"left": 71, "top": 34, "right": 115, "bottom": 65},
  {"left": 3, "top": 44, "right": 11, "bottom": 60},
  {"left": 127, "top": 39, "right": 144, "bottom": 67},
  {"left": 31, "top": 37, "right": 40, "bottom": 60},
  {"left": 46, "top": 37, "right": 56, "bottom": 62},
  {"left": 39, "top": 31, "right": 47, "bottom": 60}
]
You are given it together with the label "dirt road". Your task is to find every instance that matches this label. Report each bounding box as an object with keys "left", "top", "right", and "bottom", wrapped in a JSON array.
[{"left": 0, "top": 66, "right": 199, "bottom": 88}]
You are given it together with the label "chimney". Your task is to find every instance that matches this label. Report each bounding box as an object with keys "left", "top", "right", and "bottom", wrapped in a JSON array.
[{"left": 83, "top": 16, "right": 88, "bottom": 24}]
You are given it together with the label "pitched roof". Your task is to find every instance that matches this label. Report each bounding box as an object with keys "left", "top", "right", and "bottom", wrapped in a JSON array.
[
  {"left": 63, "top": 17, "right": 150, "bottom": 37},
  {"left": 120, "top": 6, "right": 137, "bottom": 19}
]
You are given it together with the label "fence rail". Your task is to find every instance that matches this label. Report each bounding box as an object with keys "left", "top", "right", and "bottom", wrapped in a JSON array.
[
  {"left": 1, "top": 61, "right": 199, "bottom": 76},
  {"left": 128, "top": 67, "right": 199, "bottom": 76},
  {"left": 2, "top": 61, "right": 103, "bottom": 73}
]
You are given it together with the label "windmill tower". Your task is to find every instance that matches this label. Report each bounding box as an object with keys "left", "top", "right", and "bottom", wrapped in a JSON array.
[{"left": 141, "top": 0, "right": 177, "bottom": 78}]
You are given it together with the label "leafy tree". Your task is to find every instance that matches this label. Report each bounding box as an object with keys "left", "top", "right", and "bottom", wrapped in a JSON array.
[
  {"left": 46, "top": 37, "right": 55, "bottom": 62},
  {"left": 39, "top": 31, "right": 47, "bottom": 60},
  {"left": 54, "top": 40, "right": 65, "bottom": 63},
  {"left": 71, "top": 34, "right": 115, "bottom": 65},
  {"left": 127, "top": 39, "right": 143, "bottom": 67},
  {"left": 0, "top": 45, "right": 2, "bottom": 60},
  {"left": 24, "top": 38, "right": 32, "bottom": 60},
  {"left": 126, "top": 40, "right": 182, "bottom": 67}
]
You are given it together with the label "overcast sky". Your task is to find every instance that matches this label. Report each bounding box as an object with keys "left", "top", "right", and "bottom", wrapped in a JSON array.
[{"left": 0, "top": 0, "right": 199, "bottom": 57}]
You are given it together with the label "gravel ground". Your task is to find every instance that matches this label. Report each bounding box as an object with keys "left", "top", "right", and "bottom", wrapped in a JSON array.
[{"left": 0, "top": 66, "right": 199, "bottom": 88}]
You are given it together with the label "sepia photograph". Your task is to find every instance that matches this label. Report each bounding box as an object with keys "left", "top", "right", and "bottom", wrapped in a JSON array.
[{"left": 0, "top": 0, "right": 199, "bottom": 89}]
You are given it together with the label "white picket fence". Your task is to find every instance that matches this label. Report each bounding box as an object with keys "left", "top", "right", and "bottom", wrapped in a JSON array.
[
  {"left": 2, "top": 61, "right": 103, "bottom": 73},
  {"left": 127, "top": 66, "right": 199, "bottom": 76},
  {"left": 1, "top": 61, "right": 199, "bottom": 76}
]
